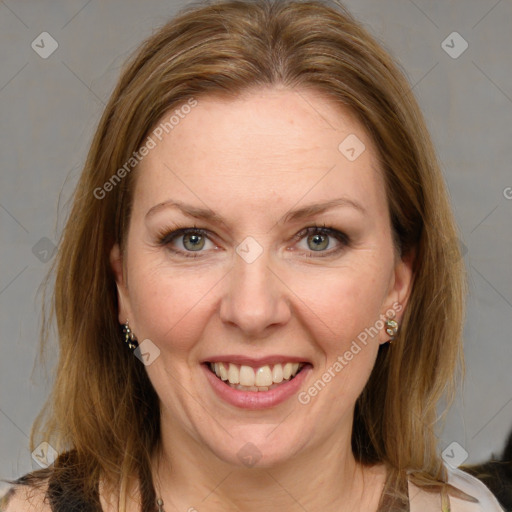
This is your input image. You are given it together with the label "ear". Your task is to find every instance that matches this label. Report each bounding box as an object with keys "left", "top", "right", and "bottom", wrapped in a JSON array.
[
  {"left": 110, "top": 243, "right": 133, "bottom": 326},
  {"left": 378, "top": 248, "right": 415, "bottom": 344}
]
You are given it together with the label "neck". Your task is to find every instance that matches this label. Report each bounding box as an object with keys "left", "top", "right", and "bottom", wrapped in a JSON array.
[{"left": 149, "top": 414, "right": 387, "bottom": 512}]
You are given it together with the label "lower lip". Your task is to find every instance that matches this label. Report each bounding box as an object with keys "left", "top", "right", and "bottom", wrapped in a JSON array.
[{"left": 202, "top": 363, "right": 313, "bottom": 410}]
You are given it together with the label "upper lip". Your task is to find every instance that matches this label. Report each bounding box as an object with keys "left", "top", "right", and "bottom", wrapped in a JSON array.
[{"left": 202, "top": 355, "right": 312, "bottom": 367}]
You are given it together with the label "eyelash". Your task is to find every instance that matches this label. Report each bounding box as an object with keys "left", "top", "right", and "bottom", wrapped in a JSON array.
[{"left": 156, "top": 223, "right": 350, "bottom": 259}]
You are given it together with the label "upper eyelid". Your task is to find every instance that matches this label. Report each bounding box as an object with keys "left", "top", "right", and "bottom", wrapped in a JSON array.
[{"left": 159, "top": 225, "right": 345, "bottom": 241}]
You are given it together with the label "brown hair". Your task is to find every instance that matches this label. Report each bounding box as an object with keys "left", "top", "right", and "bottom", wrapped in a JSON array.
[{"left": 3, "top": 0, "right": 467, "bottom": 509}]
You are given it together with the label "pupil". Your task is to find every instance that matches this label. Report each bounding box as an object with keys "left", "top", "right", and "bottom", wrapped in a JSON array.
[
  {"left": 309, "top": 233, "right": 328, "bottom": 251},
  {"left": 184, "top": 233, "right": 204, "bottom": 251}
]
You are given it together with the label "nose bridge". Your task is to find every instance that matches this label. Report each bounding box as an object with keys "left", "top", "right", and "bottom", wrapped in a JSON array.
[{"left": 219, "top": 238, "right": 290, "bottom": 335}]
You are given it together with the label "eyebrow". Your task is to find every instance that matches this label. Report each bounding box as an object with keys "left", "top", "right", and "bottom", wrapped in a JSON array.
[{"left": 145, "top": 197, "right": 366, "bottom": 225}]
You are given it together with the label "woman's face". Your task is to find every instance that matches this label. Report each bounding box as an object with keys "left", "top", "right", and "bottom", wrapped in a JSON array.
[{"left": 111, "top": 87, "right": 413, "bottom": 468}]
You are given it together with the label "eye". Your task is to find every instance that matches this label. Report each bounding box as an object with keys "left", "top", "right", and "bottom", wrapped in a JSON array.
[
  {"left": 157, "top": 224, "right": 350, "bottom": 259},
  {"left": 157, "top": 227, "right": 216, "bottom": 258},
  {"left": 292, "top": 224, "right": 350, "bottom": 257}
]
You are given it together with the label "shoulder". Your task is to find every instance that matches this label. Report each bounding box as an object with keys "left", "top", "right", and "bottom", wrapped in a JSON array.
[
  {"left": 1, "top": 450, "right": 103, "bottom": 512},
  {"left": 0, "top": 480, "right": 52, "bottom": 512},
  {"left": 445, "top": 464, "right": 506, "bottom": 511},
  {"left": 408, "top": 463, "right": 505, "bottom": 512}
]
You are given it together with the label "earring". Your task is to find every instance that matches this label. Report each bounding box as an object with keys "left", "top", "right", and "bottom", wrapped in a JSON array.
[
  {"left": 385, "top": 319, "right": 399, "bottom": 343},
  {"left": 123, "top": 320, "right": 139, "bottom": 351}
]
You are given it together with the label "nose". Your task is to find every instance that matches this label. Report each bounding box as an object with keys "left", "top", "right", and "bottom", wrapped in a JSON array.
[{"left": 219, "top": 244, "right": 291, "bottom": 337}]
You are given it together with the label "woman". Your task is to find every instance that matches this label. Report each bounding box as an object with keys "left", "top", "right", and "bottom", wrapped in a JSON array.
[{"left": 0, "top": 0, "right": 505, "bottom": 510}]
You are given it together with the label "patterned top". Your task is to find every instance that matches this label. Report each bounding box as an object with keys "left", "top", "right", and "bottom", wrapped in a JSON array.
[{"left": 0, "top": 456, "right": 505, "bottom": 511}]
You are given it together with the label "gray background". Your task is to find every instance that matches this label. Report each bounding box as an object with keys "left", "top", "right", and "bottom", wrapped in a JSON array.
[{"left": 1, "top": 0, "right": 511, "bottom": 487}]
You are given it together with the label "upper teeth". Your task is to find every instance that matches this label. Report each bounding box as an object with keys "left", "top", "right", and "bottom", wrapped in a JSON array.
[{"left": 210, "top": 362, "right": 304, "bottom": 387}]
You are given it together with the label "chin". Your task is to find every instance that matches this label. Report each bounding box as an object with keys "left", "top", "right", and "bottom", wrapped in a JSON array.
[{"left": 203, "top": 427, "right": 305, "bottom": 469}]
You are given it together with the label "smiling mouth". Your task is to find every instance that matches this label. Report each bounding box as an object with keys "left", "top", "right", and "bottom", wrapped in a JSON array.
[{"left": 205, "top": 361, "right": 309, "bottom": 392}]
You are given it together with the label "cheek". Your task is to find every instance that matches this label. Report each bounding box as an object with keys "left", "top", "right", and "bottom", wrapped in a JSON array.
[
  {"left": 295, "top": 270, "right": 388, "bottom": 410},
  {"left": 128, "top": 260, "right": 226, "bottom": 353},
  {"left": 292, "top": 269, "right": 387, "bottom": 419},
  {"left": 290, "top": 264, "right": 388, "bottom": 350}
]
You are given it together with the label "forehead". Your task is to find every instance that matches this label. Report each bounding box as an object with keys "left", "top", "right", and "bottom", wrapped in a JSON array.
[{"left": 133, "top": 87, "right": 385, "bottom": 223}]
